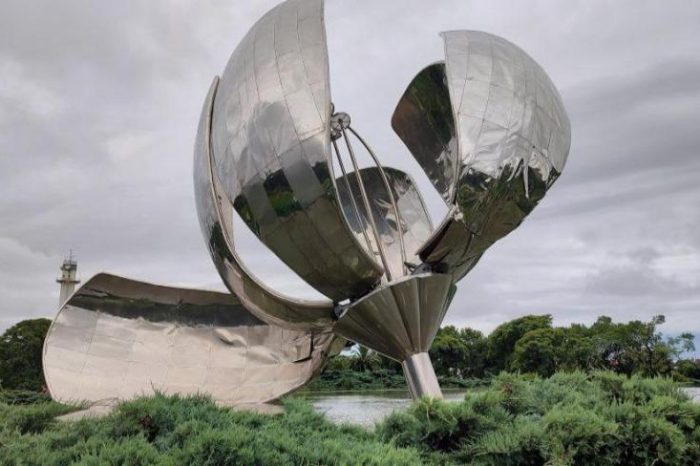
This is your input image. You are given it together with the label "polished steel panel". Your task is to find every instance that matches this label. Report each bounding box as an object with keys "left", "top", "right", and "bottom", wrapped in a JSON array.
[
  {"left": 336, "top": 167, "right": 433, "bottom": 279},
  {"left": 443, "top": 31, "right": 570, "bottom": 176},
  {"left": 334, "top": 274, "right": 453, "bottom": 362},
  {"left": 210, "top": 0, "right": 382, "bottom": 300},
  {"left": 392, "top": 63, "right": 458, "bottom": 203},
  {"left": 195, "top": 76, "right": 336, "bottom": 330},
  {"left": 392, "top": 31, "right": 571, "bottom": 281},
  {"left": 44, "top": 0, "right": 573, "bottom": 406},
  {"left": 43, "top": 274, "right": 338, "bottom": 405}
]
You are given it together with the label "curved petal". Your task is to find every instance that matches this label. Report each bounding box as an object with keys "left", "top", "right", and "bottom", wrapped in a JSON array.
[
  {"left": 393, "top": 31, "right": 571, "bottom": 281},
  {"left": 391, "top": 63, "right": 457, "bottom": 204},
  {"left": 43, "top": 274, "right": 339, "bottom": 405},
  {"left": 442, "top": 31, "right": 570, "bottom": 178},
  {"left": 336, "top": 167, "right": 433, "bottom": 279},
  {"left": 210, "top": 0, "right": 382, "bottom": 300},
  {"left": 195, "top": 77, "right": 335, "bottom": 330}
]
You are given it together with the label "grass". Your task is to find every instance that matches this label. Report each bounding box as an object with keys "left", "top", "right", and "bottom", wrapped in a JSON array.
[{"left": 1, "top": 371, "right": 698, "bottom": 465}]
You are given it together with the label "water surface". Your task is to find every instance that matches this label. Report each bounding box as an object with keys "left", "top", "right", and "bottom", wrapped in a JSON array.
[{"left": 307, "top": 387, "right": 700, "bottom": 426}]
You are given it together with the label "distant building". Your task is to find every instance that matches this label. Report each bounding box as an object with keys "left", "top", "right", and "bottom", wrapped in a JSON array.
[{"left": 57, "top": 253, "right": 80, "bottom": 306}]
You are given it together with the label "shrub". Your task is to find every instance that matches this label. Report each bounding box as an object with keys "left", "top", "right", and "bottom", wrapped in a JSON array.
[
  {"left": 377, "top": 371, "right": 699, "bottom": 465},
  {"left": 1, "top": 371, "right": 697, "bottom": 466},
  {"left": 0, "top": 389, "right": 52, "bottom": 405},
  {"left": 0, "top": 393, "right": 422, "bottom": 466},
  {"left": 0, "top": 400, "right": 76, "bottom": 435}
]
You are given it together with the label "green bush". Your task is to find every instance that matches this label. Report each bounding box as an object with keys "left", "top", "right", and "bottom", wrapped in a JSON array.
[
  {"left": 1, "top": 372, "right": 697, "bottom": 465},
  {"left": 0, "top": 393, "right": 422, "bottom": 466},
  {"left": 377, "top": 371, "right": 700, "bottom": 465},
  {"left": 0, "top": 389, "right": 52, "bottom": 405},
  {"left": 0, "top": 400, "right": 76, "bottom": 435}
]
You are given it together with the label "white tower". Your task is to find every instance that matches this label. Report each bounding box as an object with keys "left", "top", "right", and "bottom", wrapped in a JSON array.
[{"left": 57, "top": 252, "right": 80, "bottom": 306}]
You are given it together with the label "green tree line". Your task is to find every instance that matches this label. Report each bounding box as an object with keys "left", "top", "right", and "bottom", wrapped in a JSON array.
[
  {"left": 431, "top": 314, "right": 698, "bottom": 380},
  {"left": 312, "top": 314, "right": 700, "bottom": 390},
  {"left": 2, "top": 314, "right": 699, "bottom": 393}
]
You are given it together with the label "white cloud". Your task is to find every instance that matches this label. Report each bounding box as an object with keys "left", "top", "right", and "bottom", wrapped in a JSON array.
[{"left": 0, "top": 0, "right": 698, "bottom": 347}]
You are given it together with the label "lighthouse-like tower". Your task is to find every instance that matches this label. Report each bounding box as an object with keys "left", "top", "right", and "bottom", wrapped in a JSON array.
[{"left": 57, "top": 253, "right": 80, "bottom": 306}]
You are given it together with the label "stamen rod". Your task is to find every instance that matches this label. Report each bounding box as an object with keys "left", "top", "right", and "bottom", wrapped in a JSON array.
[
  {"left": 340, "top": 126, "right": 393, "bottom": 282},
  {"left": 348, "top": 127, "right": 408, "bottom": 275},
  {"left": 332, "top": 138, "right": 374, "bottom": 256}
]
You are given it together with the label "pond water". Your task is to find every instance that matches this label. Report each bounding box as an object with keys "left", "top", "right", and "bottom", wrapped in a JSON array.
[{"left": 306, "top": 387, "right": 700, "bottom": 427}]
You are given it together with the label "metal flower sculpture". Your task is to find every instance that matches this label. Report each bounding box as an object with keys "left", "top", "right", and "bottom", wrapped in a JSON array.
[{"left": 44, "top": 0, "right": 570, "bottom": 404}]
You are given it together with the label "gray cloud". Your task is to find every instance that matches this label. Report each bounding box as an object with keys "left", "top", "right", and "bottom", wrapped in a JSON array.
[{"left": 1, "top": 0, "right": 699, "bottom": 352}]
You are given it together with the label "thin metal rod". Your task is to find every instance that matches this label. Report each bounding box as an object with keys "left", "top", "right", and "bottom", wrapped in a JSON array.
[
  {"left": 332, "top": 138, "right": 374, "bottom": 256},
  {"left": 340, "top": 126, "right": 393, "bottom": 282},
  {"left": 348, "top": 127, "right": 408, "bottom": 275}
]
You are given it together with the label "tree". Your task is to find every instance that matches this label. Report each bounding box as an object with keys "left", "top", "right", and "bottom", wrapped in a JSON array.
[
  {"left": 0, "top": 318, "right": 52, "bottom": 391},
  {"left": 675, "top": 359, "right": 700, "bottom": 381},
  {"left": 456, "top": 327, "right": 488, "bottom": 378},
  {"left": 375, "top": 352, "right": 402, "bottom": 374},
  {"left": 556, "top": 326, "right": 598, "bottom": 371},
  {"left": 325, "top": 353, "right": 352, "bottom": 371},
  {"left": 429, "top": 326, "right": 488, "bottom": 378},
  {"left": 589, "top": 315, "right": 694, "bottom": 376},
  {"left": 486, "top": 315, "right": 552, "bottom": 373},
  {"left": 430, "top": 326, "right": 469, "bottom": 377},
  {"left": 348, "top": 345, "right": 380, "bottom": 372}
]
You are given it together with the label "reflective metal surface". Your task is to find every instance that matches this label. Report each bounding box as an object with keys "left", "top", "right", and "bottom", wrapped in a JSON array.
[
  {"left": 195, "top": 76, "right": 336, "bottom": 330},
  {"left": 392, "top": 63, "right": 458, "bottom": 203},
  {"left": 43, "top": 274, "right": 338, "bottom": 405},
  {"left": 45, "top": 1, "right": 572, "bottom": 404},
  {"left": 402, "top": 352, "right": 442, "bottom": 399},
  {"left": 336, "top": 167, "right": 432, "bottom": 279},
  {"left": 393, "top": 31, "right": 571, "bottom": 280},
  {"left": 334, "top": 274, "right": 454, "bottom": 362},
  {"left": 210, "top": 0, "right": 382, "bottom": 300}
]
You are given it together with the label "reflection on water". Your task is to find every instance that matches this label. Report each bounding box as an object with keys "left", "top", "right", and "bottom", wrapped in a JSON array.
[{"left": 307, "top": 387, "right": 700, "bottom": 426}]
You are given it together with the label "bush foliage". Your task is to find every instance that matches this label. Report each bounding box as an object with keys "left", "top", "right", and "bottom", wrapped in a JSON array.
[
  {"left": 377, "top": 371, "right": 700, "bottom": 465},
  {"left": 0, "top": 393, "right": 422, "bottom": 466},
  {"left": 1, "top": 372, "right": 698, "bottom": 465}
]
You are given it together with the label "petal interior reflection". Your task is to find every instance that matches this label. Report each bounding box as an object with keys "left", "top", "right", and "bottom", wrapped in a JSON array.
[{"left": 43, "top": 274, "right": 339, "bottom": 405}]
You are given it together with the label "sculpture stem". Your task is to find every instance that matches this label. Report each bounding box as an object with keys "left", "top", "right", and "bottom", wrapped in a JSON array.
[{"left": 402, "top": 352, "right": 443, "bottom": 400}]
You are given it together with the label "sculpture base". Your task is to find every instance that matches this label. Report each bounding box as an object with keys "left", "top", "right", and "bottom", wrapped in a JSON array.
[{"left": 402, "top": 352, "right": 443, "bottom": 399}]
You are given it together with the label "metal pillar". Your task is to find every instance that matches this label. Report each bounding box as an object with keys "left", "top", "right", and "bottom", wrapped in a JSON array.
[{"left": 402, "top": 352, "right": 443, "bottom": 399}]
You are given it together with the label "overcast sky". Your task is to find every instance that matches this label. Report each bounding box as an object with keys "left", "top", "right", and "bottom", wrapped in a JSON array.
[{"left": 1, "top": 0, "right": 699, "bottom": 350}]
